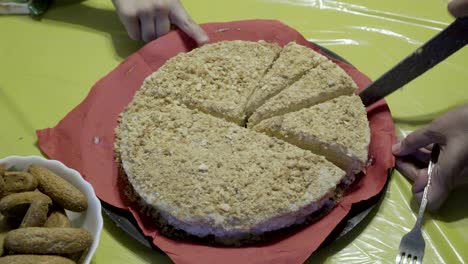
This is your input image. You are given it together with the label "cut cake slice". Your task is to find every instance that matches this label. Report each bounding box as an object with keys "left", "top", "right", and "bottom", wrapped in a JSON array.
[
  {"left": 253, "top": 95, "right": 370, "bottom": 174},
  {"left": 244, "top": 42, "right": 327, "bottom": 116},
  {"left": 139, "top": 40, "right": 281, "bottom": 125},
  {"left": 248, "top": 60, "right": 357, "bottom": 126}
]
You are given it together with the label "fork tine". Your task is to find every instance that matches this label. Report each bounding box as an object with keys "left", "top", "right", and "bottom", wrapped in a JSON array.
[
  {"left": 416, "top": 258, "right": 421, "bottom": 264},
  {"left": 395, "top": 253, "right": 402, "bottom": 264},
  {"left": 407, "top": 256, "right": 412, "bottom": 264},
  {"left": 402, "top": 254, "right": 408, "bottom": 264}
]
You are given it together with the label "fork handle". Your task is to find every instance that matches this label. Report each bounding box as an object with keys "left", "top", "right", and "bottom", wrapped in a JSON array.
[
  {"left": 415, "top": 173, "right": 431, "bottom": 228},
  {"left": 415, "top": 144, "right": 440, "bottom": 228}
]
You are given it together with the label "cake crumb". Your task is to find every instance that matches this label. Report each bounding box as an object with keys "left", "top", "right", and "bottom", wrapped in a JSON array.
[
  {"left": 219, "top": 203, "right": 230, "bottom": 212},
  {"left": 198, "top": 164, "right": 209, "bottom": 172}
]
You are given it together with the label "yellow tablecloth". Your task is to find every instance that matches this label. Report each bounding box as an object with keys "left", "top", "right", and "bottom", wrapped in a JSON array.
[{"left": 1, "top": 0, "right": 467, "bottom": 263}]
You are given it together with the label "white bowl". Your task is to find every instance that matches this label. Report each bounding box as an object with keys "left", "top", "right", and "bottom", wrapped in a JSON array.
[{"left": 0, "top": 155, "right": 103, "bottom": 264}]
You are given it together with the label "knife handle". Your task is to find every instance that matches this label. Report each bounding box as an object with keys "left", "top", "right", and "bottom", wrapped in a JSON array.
[{"left": 359, "top": 17, "right": 468, "bottom": 107}]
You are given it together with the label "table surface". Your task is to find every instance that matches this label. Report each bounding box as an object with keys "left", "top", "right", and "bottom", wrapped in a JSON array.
[{"left": 1, "top": 0, "right": 468, "bottom": 263}]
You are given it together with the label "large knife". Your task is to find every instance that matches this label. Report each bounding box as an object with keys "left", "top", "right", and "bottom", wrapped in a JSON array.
[{"left": 359, "top": 17, "right": 468, "bottom": 107}]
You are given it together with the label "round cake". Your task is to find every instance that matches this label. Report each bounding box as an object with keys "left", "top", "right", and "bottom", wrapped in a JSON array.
[{"left": 115, "top": 41, "right": 370, "bottom": 245}]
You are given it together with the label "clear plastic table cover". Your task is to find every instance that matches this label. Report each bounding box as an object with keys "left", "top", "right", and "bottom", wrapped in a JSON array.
[{"left": 0, "top": 0, "right": 467, "bottom": 263}]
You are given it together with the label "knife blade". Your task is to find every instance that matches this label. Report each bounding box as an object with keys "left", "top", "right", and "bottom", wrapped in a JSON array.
[{"left": 358, "top": 17, "right": 468, "bottom": 107}]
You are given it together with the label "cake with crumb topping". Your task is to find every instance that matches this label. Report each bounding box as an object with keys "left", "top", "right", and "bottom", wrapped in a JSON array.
[
  {"left": 115, "top": 40, "right": 370, "bottom": 245},
  {"left": 118, "top": 101, "right": 346, "bottom": 244}
]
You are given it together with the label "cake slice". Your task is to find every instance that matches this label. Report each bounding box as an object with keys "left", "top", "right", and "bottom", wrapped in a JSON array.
[
  {"left": 118, "top": 101, "right": 347, "bottom": 244},
  {"left": 248, "top": 60, "right": 357, "bottom": 126},
  {"left": 141, "top": 40, "right": 281, "bottom": 125},
  {"left": 253, "top": 95, "right": 370, "bottom": 174},
  {"left": 244, "top": 42, "right": 327, "bottom": 116}
]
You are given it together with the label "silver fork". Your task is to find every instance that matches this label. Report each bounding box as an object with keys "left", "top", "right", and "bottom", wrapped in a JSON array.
[{"left": 395, "top": 144, "right": 440, "bottom": 264}]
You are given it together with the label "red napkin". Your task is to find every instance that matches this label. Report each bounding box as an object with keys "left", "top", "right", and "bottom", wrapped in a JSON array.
[{"left": 37, "top": 19, "right": 395, "bottom": 264}]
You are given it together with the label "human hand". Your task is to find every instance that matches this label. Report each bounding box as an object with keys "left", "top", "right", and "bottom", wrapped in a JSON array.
[
  {"left": 112, "top": 0, "right": 209, "bottom": 44},
  {"left": 448, "top": 0, "right": 468, "bottom": 18},
  {"left": 392, "top": 105, "right": 468, "bottom": 211}
]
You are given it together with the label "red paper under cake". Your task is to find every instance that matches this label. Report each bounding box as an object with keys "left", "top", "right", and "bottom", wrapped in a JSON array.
[{"left": 36, "top": 19, "right": 396, "bottom": 264}]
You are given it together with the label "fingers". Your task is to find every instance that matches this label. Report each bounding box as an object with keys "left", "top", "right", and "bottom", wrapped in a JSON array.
[
  {"left": 397, "top": 137, "right": 468, "bottom": 212},
  {"left": 395, "top": 158, "right": 428, "bottom": 193},
  {"left": 395, "top": 158, "right": 420, "bottom": 182},
  {"left": 412, "top": 168, "right": 429, "bottom": 194},
  {"left": 424, "top": 142, "right": 464, "bottom": 211},
  {"left": 458, "top": 166, "right": 468, "bottom": 186},
  {"left": 118, "top": 11, "right": 141, "bottom": 40},
  {"left": 448, "top": 0, "right": 468, "bottom": 18},
  {"left": 140, "top": 14, "right": 156, "bottom": 42},
  {"left": 113, "top": 0, "right": 208, "bottom": 45},
  {"left": 396, "top": 157, "right": 449, "bottom": 212},
  {"left": 141, "top": 7, "right": 172, "bottom": 42},
  {"left": 155, "top": 9, "right": 171, "bottom": 38},
  {"left": 394, "top": 136, "right": 432, "bottom": 162},
  {"left": 394, "top": 106, "right": 468, "bottom": 211},
  {"left": 426, "top": 164, "right": 451, "bottom": 211},
  {"left": 392, "top": 125, "right": 441, "bottom": 156},
  {"left": 170, "top": 5, "right": 209, "bottom": 45},
  {"left": 406, "top": 148, "right": 431, "bottom": 164},
  {"left": 113, "top": 0, "right": 207, "bottom": 44}
]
